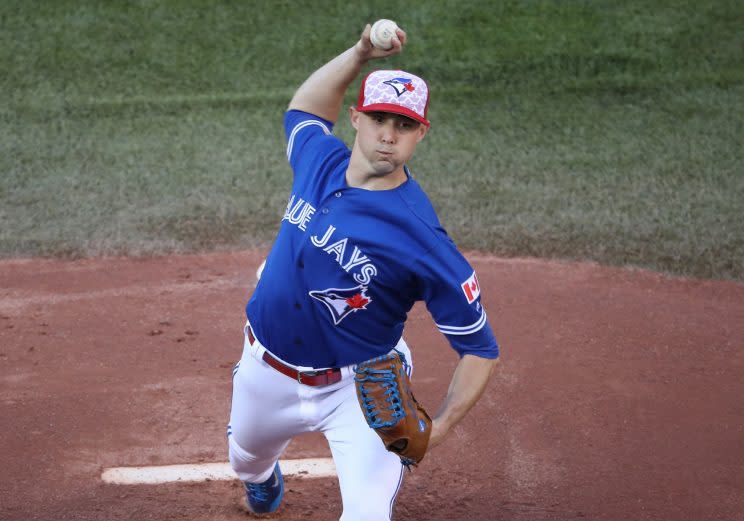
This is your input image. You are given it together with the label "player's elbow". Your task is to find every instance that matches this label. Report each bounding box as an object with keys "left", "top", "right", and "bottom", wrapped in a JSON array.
[
  {"left": 461, "top": 353, "right": 500, "bottom": 379},
  {"left": 484, "top": 356, "right": 499, "bottom": 374}
]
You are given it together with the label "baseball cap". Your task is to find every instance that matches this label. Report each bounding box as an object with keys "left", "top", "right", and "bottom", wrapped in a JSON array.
[{"left": 356, "top": 70, "right": 430, "bottom": 127}]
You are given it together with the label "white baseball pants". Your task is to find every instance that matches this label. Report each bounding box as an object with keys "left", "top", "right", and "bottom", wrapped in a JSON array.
[{"left": 228, "top": 322, "right": 410, "bottom": 520}]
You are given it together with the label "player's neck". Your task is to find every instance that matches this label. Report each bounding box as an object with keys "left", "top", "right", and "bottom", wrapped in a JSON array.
[
  {"left": 346, "top": 153, "right": 407, "bottom": 191},
  {"left": 346, "top": 168, "right": 407, "bottom": 190}
]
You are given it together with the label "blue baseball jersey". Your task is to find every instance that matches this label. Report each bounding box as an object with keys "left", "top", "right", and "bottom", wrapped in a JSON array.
[{"left": 246, "top": 110, "right": 499, "bottom": 368}]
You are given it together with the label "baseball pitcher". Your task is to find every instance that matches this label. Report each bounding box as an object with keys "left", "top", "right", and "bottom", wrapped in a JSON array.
[{"left": 227, "top": 22, "right": 500, "bottom": 520}]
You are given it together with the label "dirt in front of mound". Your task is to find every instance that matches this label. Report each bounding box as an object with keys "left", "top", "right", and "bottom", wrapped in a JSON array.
[{"left": 1, "top": 251, "right": 743, "bottom": 521}]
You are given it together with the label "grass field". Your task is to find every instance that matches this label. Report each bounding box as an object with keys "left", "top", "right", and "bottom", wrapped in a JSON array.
[{"left": 1, "top": 1, "right": 743, "bottom": 279}]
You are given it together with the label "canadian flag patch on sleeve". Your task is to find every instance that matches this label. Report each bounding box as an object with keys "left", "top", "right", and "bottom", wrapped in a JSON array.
[{"left": 461, "top": 271, "right": 481, "bottom": 303}]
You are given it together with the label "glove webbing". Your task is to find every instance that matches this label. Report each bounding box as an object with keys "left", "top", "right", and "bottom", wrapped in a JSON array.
[{"left": 354, "top": 352, "right": 409, "bottom": 429}]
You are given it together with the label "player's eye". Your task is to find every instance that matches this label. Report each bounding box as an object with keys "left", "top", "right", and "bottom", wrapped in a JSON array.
[{"left": 397, "top": 120, "right": 416, "bottom": 131}]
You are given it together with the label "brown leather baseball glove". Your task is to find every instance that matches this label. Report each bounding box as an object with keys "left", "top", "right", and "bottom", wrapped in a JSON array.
[{"left": 354, "top": 350, "right": 432, "bottom": 467}]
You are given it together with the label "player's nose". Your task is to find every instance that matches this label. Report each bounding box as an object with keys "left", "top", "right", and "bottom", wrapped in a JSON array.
[{"left": 379, "top": 120, "right": 397, "bottom": 143}]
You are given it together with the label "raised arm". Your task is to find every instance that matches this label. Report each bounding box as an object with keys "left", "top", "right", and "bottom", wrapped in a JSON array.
[
  {"left": 429, "top": 354, "right": 499, "bottom": 447},
  {"left": 288, "top": 24, "right": 407, "bottom": 123}
]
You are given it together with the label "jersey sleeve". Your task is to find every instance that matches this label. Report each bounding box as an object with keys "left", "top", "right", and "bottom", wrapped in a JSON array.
[
  {"left": 284, "top": 110, "right": 348, "bottom": 174},
  {"left": 414, "top": 240, "right": 500, "bottom": 359}
]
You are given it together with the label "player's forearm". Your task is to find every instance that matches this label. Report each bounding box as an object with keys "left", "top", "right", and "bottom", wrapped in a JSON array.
[
  {"left": 288, "top": 45, "right": 367, "bottom": 124},
  {"left": 430, "top": 354, "right": 499, "bottom": 447}
]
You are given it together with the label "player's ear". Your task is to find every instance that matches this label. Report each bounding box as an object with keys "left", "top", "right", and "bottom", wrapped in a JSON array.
[
  {"left": 349, "top": 107, "right": 361, "bottom": 130},
  {"left": 415, "top": 123, "right": 428, "bottom": 143}
]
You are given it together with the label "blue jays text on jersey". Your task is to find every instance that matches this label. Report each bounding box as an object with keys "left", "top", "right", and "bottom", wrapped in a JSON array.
[
  {"left": 246, "top": 110, "right": 499, "bottom": 368},
  {"left": 284, "top": 198, "right": 378, "bottom": 285}
]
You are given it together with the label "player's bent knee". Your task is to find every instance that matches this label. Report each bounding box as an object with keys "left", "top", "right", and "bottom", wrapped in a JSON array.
[{"left": 228, "top": 434, "right": 276, "bottom": 483}]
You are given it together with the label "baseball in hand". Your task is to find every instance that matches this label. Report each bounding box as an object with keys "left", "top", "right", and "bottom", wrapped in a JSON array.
[{"left": 370, "top": 19, "right": 399, "bottom": 50}]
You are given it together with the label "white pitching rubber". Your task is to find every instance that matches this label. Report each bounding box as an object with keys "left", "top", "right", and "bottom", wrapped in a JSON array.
[{"left": 101, "top": 457, "right": 337, "bottom": 485}]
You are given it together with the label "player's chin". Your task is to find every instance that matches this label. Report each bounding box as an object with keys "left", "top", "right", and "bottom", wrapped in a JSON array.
[{"left": 372, "top": 158, "right": 399, "bottom": 175}]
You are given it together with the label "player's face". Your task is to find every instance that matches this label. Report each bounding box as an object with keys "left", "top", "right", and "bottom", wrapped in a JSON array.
[{"left": 350, "top": 109, "right": 428, "bottom": 176}]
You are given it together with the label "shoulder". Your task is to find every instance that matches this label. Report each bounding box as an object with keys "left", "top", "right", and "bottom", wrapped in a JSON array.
[
  {"left": 394, "top": 175, "right": 472, "bottom": 274},
  {"left": 284, "top": 110, "right": 348, "bottom": 172},
  {"left": 395, "top": 174, "right": 447, "bottom": 245},
  {"left": 285, "top": 110, "right": 334, "bottom": 138}
]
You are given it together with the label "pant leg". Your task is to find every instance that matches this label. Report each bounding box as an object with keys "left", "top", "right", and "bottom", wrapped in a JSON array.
[
  {"left": 321, "top": 376, "right": 406, "bottom": 521},
  {"left": 228, "top": 331, "right": 304, "bottom": 483}
]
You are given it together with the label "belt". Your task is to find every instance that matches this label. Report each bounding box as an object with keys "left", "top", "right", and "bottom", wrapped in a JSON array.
[{"left": 248, "top": 326, "right": 342, "bottom": 387}]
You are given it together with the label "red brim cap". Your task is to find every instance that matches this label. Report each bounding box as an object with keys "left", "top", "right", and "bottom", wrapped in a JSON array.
[{"left": 356, "top": 70, "right": 430, "bottom": 127}]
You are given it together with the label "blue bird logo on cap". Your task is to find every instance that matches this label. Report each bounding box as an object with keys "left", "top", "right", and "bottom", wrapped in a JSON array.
[{"left": 383, "top": 77, "right": 415, "bottom": 97}]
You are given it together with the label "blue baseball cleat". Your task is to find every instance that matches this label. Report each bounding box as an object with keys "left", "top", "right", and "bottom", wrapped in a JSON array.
[{"left": 244, "top": 462, "right": 284, "bottom": 515}]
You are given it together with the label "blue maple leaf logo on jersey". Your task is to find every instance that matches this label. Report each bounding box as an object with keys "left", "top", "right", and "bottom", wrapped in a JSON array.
[
  {"left": 382, "top": 77, "right": 416, "bottom": 97},
  {"left": 309, "top": 285, "right": 372, "bottom": 325}
]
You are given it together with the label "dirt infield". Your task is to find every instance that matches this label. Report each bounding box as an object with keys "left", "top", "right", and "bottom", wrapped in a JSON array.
[{"left": 1, "top": 250, "right": 742, "bottom": 521}]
